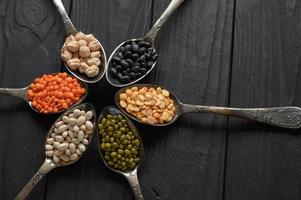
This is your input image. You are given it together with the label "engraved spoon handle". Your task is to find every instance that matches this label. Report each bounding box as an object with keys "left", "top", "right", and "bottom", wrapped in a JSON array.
[
  {"left": 0, "top": 87, "right": 27, "bottom": 100},
  {"left": 144, "top": 0, "right": 184, "bottom": 42},
  {"left": 181, "top": 104, "right": 301, "bottom": 129},
  {"left": 124, "top": 169, "right": 144, "bottom": 200},
  {"left": 52, "top": 0, "right": 77, "bottom": 35},
  {"left": 14, "top": 160, "right": 55, "bottom": 200}
]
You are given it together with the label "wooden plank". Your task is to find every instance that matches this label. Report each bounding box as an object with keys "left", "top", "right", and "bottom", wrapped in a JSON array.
[
  {"left": 44, "top": 0, "right": 154, "bottom": 200},
  {"left": 140, "top": 0, "right": 234, "bottom": 199},
  {"left": 0, "top": 0, "right": 71, "bottom": 199},
  {"left": 225, "top": 0, "right": 301, "bottom": 200}
]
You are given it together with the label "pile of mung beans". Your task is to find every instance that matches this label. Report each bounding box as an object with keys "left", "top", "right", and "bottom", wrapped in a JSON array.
[
  {"left": 98, "top": 114, "right": 141, "bottom": 171},
  {"left": 45, "top": 108, "right": 94, "bottom": 164}
]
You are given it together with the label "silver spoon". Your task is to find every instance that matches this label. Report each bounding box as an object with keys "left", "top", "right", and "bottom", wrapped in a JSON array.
[
  {"left": 115, "top": 84, "right": 301, "bottom": 129},
  {"left": 52, "top": 0, "right": 107, "bottom": 83},
  {"left": 14, "top": 103, "right": 97, "bottom": 200},
  {"left": 106, "top": 0, "right": 185, "bottom": 87},
  {"left": 0, "top": 74, "right": 88, "bottom": 114},
  {"left": 97, "top": 106, "right": 144, "bottom": 200}
]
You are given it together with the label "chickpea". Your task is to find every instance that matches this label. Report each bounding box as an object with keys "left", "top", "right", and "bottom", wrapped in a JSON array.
[
  {"left": 67, "top": 58, "right": 81, "bottom": 70},
  {"left": 87, "top": 57, "right": 101, "bottom": 66},
  {"left": 61, "top": 50, "right": 73, "bottom": 62},
  {"left": 88, "top": 40, "right": 101, "bottom": 51},
  {"left": 90, "top": 51, "right": 101, "bottom": 58},
  {"left": 75, "top": 32, "right": 85, "bottom": 40},
  {"left": 79, "top": 46, "right": 90, "bottom": 58},
  {"left": 66, "top": 40, "right": 80, "bottom": 53},
  {"left": 84, "top": 34, "right": 96, "bottom": 44},
  {"left": 79, "top": 62, "right": 89, "bottom": 73},
  {"left": 85, "top": 65, "right": 99, "bottom": 77}
]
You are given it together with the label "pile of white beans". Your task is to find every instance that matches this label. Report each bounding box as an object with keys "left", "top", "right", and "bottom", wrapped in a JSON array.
[{"left": 45, "top": 108, "right": 94, "bottom": 164}]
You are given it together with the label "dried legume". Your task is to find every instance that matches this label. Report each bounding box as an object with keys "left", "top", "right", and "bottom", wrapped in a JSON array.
[
  {"left": 45, "top": 108, "right": 94, "bottom": 164},
  {"left": 118, "top": 86, "right": 176, "bottom": 124},
  {"left": 98, "top": 114, "right": 141, "bottom": 171},
  {"left": 109, "top": 39, "right": 158, "bottom": 84},
  {"left": 27, "top": 73, "right": 85, "bottom": 113}
]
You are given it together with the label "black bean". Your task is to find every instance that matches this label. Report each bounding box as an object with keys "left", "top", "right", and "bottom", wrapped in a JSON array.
[
  {"left": 147, "top": 61, "right": 153, "bottom": 68},
  {"left": 122, "top": 71, "right": 129, "bottom": 76},
  {"left": 151, "top": 49, "right": 157, "bottom": 55},
  {"left": 139, "top": 68, "right": 147, "bottom": 74},
  {"left": 131, "top": 66, "right": 140, "bottom": 72},
  {"left": 131, "top": 44, "right": 139, "bottom": 52},
  {"left": 140, "top": 62, "right": 146, "bottom": 68},
  {"left": 124, "top": 44, "right": 131, "bottom": 51},
  {"left": 115, "top": 65, "right": 122, "bottom": 72},
  {"left": 138, "top": 41, "right": 151, "bottom": 47},
  {"left": 120, "top": 60, "right": 129, "bottom": 69},
  {"left": 133, "top": 62, "right": 140, "bottom": 66},
  {"left": 112, "top": 62, "right": 117, "bottom": 67},
  {"left": 136, "top": 73, "right": 142, "bottom": 78},
  {"left": 131, "top": 54, "right": 139, "bottom": 61},
  {"left": 124, "top": 51, "right": 132, "bottom": 58},
  {"left": 129, "top": 72, "right": 136, "bottom": 79},
  {"left": 152, "top": 54, "right": 159, "bottom": 61},
  {"left": 139, "top": 55, "right": 146, "bottom": 61},
  {"left": 117, "top": 73, "right": 123, "bottom": 79},
  {"left": 120, "top": 76, "right": 130, "bottom": 83},
  {"left": 138, "top": 47, "right": 146, "bottom": 54},
  {"left": 112, "top": 56, "right": 121, "bottom": 63},
  {"left": 117, "top": 52, "right": 123, "bottom": 58},
  {"left": 126, "top": 59, "right": 134, "bottom": 66},
  {"left": 145, "top": 53, "right": 151, "bottom": 59},
  {"left": 110, "top": 68, "right": 118, "bottom": 77}
]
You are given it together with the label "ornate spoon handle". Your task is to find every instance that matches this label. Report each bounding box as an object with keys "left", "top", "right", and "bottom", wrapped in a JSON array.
[
  {"left": 0, "top": 87, "right": 27, "bottom": 100},
  {"left": 181, "top": 104, "right": 301, "bottom": 129},
  {"left": 124, "top": 169, "right": 144, "bottom": 200},
  {"left": 14, "top": 159, "right": 55, "bottom": 200},
  {"left": 52, "top": 0, "right": 77, "bottom": 35},
  {"left": 144, "top": 0, "right": 184, "bottom": 42}
]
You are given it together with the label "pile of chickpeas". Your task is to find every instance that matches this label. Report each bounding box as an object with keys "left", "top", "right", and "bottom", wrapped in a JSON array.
[
  {"left": 98, "top": 114, "right": 141, "bottom": 171},
  {"left": 45, "top": 108, "right": 94, "bottom": 163},
  {"left": 61, "top": 32, "right": 103, "bottom": 78}
]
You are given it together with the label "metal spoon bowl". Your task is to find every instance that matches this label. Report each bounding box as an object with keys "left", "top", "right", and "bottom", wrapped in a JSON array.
[
  {"left": 97, "top": 106, "right": 144, "bottom": 200},
  {"left": 0, "top": 73, "right": 88, "bottom": 115},
  {"left": 115, "top": 84, "right": 301, "bottom": 129},
  {"left": 15, "top": 103, "right": 97, "bottom": 200},
  {"left": 52, "top": 0, "right": 107, "bottom": 83},
  {"left": 106, "top": 0, "right": 185, "bottom": 87}
]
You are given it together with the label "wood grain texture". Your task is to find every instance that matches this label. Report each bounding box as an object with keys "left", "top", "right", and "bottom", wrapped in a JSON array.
[
  {"left": 140, "top": 0, "right": 234, "bottom": 199},
  {"left": 225, "top": 0, "right": 301, "bottom": 200},
  {"left": 0, "top": 0, "right": 71, "bottom": 199}
]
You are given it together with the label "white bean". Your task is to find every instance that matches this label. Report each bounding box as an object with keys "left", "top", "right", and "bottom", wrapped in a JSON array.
[
  {"left": 55, "top": 135, "right": 64, "bottom": 142},
  {"left": 70, "top": 153, "right": 78, "bottom": 161},
  {"left": 69, "top": 143, "right": 76, "bottom": 153},
  {"left": 76, "top": 116, "right": 86, "bottom": 125},
  {"left": 62, "top": 116, "right": 70, "bottom": 123},
  {"left": 73, "top": 109, "right": 81, "bottom": 116},
  {"left": 53, "top": 142, "right": 60, "bottom": 148},
  {"left": 51, "top": 133, "right": 56, "bottom": 138},
  {"left": 76, "top": 149, "right": 82, "bottom": 156},
  {"left": 54, "top": 128, "right": 59, "bottom": 134},
  {"left": 82, "top": 139, "right": 89, "bottom": 145},
  {"left": 80, "top": 111, "right": 86, "bottom": 116},
  {"left": 45, "top": 151, "right": 54, "bottom": 157},
  {"left": 68, "top": 130, "right": 74, "bottom": 138},
  {"left": 66, "top": 136, "right": 72, "bottom": 143},
  {"left": 57, "top": 143, "right": 68, "bottom": 151},
  {"left": 45, "top": 144, "right": 53, "bottom": 151},
  {"left": 78, "top": 144, "right": 86, "bottom": 152},
  {"left": 60, "top": 154, "right": 70, "bottom": 162},
  {"left": 85, "top": 128, "right": 94, "bottom": 134},
  {"left": 55, "top": 150, "right": 63, "bottom": 156},
  {"left": 78, "top": 131, "right": 84, "bottom": 141},
  {"left": 80, "top": 125, "right": 86, "bottom": 131},
  {"left": 73, "top": 125, "right": 80, "bottom": 132},
  {"left": 55, "top": 121, "right": 64, "bottom": 127},
  {"left": 65, "top": 149, "right": 71, "bottom": 155},
  {"left": 62, "top": 131, "right": 68, "bottom": 138},
  {"left": 58, "top": 125, "right": 68, "bottom": 133},
  {"left": 53, "top": 155, "right": 60, "bottom": 163},
  {"left": 85, "top": 121, "right": 93, "bottom": 130},
  {"left": 68, "top": 113, "right": 74, "bottom": 118},
  {"left": 47, "top": 138, "right": 54, "bottom": 144},
  {"left": 69, "top": 118, "right": 77, "bottom": 125},
  {"left": 85, "top": 111, "right": 93, "bottom": 120}
]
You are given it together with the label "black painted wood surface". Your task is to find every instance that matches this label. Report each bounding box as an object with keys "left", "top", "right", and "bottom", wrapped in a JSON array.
[{"left": 0, "top": 0, "right": 300, "bottom": 200}]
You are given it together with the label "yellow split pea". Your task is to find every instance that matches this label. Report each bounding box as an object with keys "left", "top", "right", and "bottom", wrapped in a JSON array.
[{"left": 119, "top": 86, "right": 176, "bottom": 124}]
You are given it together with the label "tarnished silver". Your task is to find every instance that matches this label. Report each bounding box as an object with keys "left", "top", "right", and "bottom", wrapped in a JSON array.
[
  {"left": 106, "top": 0, "right": 185, "bottom": 87},
  {"left": 52, "top": 0, "right": 107, "bottom": 83},
  {"left": 0, "top": 74, "right": 88, "bottom": 114},
  {"left": 97, "top": 106, "right": 144, "bottom": 200},
  {"left": 115, "top": 84, "right": 301, "bottom": 129},
  {"left": 15, "top": 103, "right": 97, "bottom": 200}
]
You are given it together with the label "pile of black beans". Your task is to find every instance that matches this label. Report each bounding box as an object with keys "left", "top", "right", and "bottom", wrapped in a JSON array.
[{"left": 109, "top": 39, "right": 159, "bottom": 84}]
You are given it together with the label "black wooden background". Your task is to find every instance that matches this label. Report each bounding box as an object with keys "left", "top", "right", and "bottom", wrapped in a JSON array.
[{"left": 0, "top": 0, "right": 301, "bottom": 199}]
